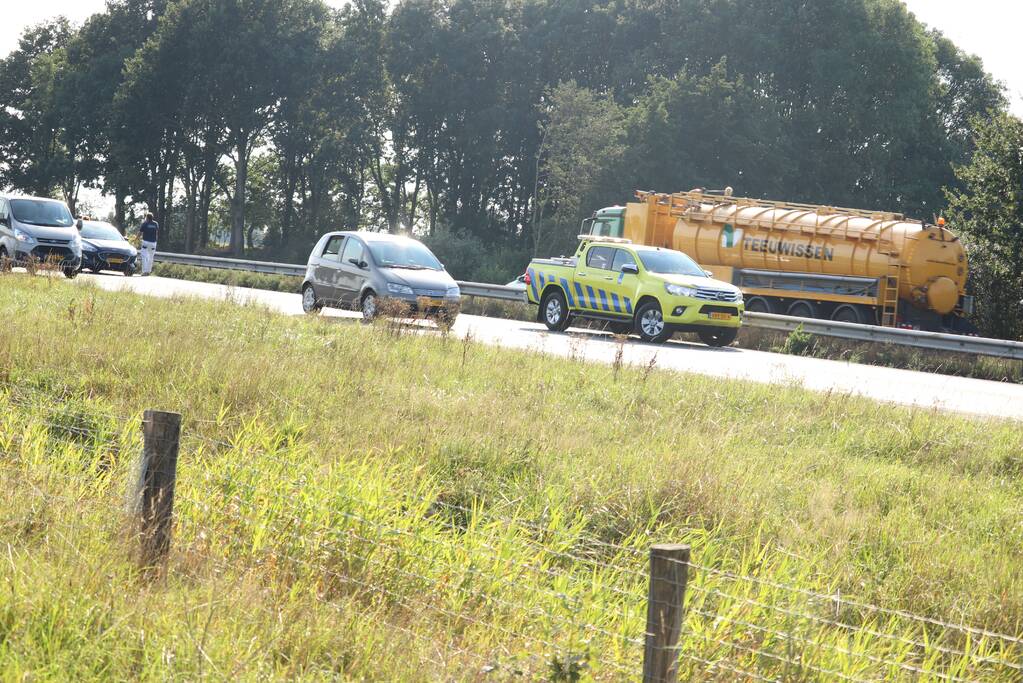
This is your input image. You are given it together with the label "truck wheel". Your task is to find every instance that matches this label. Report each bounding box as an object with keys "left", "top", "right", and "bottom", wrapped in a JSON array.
[
  {"left": 635, "top": 301, "right": 672, "bottom": 344},
  {"left": 302, "top": 284, "right": 322, "bottom": 315},
  {"left": 786, "top": 300, "right": 818, "bottom": 319},
  {"left": 745, "top": 297, "right": 775, "bottom": 314},
  {"left": 831, "top": 305, "right": 865, "bottom": 325},
  {"left": 540, "top": 289, "right": 571, "bottom": 332},
  {"left": 698, "top": 327, "right": 739, "bottom": 348}
]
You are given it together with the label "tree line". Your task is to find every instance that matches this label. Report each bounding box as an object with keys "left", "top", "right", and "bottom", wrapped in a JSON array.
[{"left": 0, "top": 0, "right": 1020, "bottom": 336}]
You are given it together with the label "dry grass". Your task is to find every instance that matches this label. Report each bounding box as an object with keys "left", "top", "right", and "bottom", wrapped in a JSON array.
[{"left": 1, "top": 272, "right": 1022, "bottom": 680}]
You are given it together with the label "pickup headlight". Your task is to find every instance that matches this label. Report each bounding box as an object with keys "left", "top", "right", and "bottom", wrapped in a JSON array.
[
  {"left": 446, "top": 286, "right": 461, "bottom": 297},
  {"left": 13, "top": 228, "right": 35, "bottom": 243},
  {"left": 665, "top": 283, "right": 698, "bottom": 297},
  {"left": 387, "top": 282, "right": 414, "bottom": 296}
]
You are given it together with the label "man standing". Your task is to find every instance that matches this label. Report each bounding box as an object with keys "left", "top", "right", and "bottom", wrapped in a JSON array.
[{"left": 138, "top": 212, "right": 159, "bottom": 276}]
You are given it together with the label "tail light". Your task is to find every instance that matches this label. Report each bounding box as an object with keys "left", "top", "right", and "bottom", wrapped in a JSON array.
[{"left": 523, "top": 272, "right": 531, "bottom": 285}]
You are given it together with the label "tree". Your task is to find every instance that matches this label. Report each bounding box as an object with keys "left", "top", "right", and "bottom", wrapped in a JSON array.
[
  {"left": 533, "top": 81, "right": 625, "bottom": 255},
  {"left": 945, "top": 113, "right": 1023, "bottom": 340}
]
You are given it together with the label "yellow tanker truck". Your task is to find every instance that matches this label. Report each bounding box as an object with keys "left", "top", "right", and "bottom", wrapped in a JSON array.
[{"left": 583, "top": 189, "right": 975, "bottom": 332}]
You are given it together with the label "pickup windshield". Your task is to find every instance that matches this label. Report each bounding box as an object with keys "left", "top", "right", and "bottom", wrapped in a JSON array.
[
  {"left": 368, "top": 239, "right": 443, "bottom": 270},
  {"left": 10, "top": 199, "right": 74, "bottom": 228},
  {"left": 638, "top": 250, "right": 707, "bottom": 277}
]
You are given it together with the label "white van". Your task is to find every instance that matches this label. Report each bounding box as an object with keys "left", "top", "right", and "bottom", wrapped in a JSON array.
[{"left": 0, "top": 195, "right": 82, "bottom": 278}]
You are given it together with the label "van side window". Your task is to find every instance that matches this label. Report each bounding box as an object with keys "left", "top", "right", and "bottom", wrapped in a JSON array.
[
  {"left": 586, "top": 246, "right": 614, "bottom": 271},
  {"left": 341, "top": 237, "right": 365, "bottom": 266},
  {"left": 612, "top": 249, "right": 637, "bottom": 272},
  {"left": 322, "top": 236, "right": 344, "bottom": 260}
]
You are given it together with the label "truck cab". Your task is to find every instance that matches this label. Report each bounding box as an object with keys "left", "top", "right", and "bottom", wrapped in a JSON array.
[{"left": 526, "top": 238, "right": 744, "bottom": 346}]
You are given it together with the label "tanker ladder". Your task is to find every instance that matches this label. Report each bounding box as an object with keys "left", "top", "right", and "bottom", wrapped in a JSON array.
[{"left": 880, "top": 254, "right": 901, "bottom": 327}]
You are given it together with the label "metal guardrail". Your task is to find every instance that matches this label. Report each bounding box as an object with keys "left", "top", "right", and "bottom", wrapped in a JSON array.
[
  {"left": 745, "top": 312, "right": 1023, "bottom": 361},
  {"left": 156, "top": 251, "right": 307, "bottom": 277},
  {"left": 154, "top": 252, "right": 1023, "bottom": 361}
]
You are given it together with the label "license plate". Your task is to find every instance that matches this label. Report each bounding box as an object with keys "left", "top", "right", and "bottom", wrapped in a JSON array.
[
  {"left": 709, "top": 312, "right": 733, "bottom": 320},
  {"left": 107, "top": 257, "right": 124, "bottom": 264},
  {"left": 424, "top": 298, "right": 445, "bottom": 307}
]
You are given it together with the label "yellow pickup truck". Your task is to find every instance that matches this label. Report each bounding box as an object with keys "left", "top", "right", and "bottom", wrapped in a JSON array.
[{"left": 525, "top": 237, "right": 744, "bottom": 346}]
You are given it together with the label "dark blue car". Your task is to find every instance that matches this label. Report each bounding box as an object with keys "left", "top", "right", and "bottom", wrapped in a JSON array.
[{"left": 78, "top": 220, "right": 138, "bottom": 276}]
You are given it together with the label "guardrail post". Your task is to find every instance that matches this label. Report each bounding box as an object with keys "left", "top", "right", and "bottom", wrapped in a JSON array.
[
  {"left": 133, "top": 409, "right": 182, "bottom": 570},
  {"left": 643, "top": 544, "right": 690, "bottom": 683}
]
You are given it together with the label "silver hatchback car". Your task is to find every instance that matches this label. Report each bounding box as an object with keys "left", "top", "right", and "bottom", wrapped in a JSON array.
[{"left": 301, "top": 231, "right": 461, "bottom": 326}]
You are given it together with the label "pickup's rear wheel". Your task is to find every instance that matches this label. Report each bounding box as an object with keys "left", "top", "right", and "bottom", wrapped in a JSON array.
[
  {"left": 607, "top": 321, "right": 633, "bottom": 336},
  {"left": 635, "top": 301, "right": 672, "bottom": 344},
  {"left": 540, "top": 289, "right": 571, "bottom": 332},
  {"left": 698, "top": 327, "right": 739, "bottom": 348}
]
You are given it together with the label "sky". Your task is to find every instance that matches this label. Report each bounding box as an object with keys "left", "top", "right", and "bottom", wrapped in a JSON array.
[{"left": 2, "top": 0, "right": 1021, "bottom": 116}]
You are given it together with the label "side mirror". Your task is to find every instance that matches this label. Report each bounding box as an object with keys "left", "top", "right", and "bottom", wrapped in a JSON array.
[
  {"left": 0, "top": 216, "right": 8, "bottom": 227},
  {"left": 76, "top": 219, "right": 83, "bottom": 231},
  {"left": 621, "top": 264, "right": 639, "bottom": 275},
  {"left": 704, "top": 269, "right": 713, "bottom": 277},
  {"left": 348, "top": 258, "right": 364, "bottom": 268}
]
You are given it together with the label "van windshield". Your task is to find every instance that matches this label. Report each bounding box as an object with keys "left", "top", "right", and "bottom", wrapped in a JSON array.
[
  {"left": 367, "top": 240, "right": 442, "bottom": 270},
  {"left": 10, "top": 199, "right": 74, "bottom": 228},
  {"left": 638, "top": 250, "right": 707, "bottom": 277}
]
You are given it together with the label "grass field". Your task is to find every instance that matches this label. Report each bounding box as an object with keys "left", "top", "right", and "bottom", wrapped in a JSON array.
[{"left": 2, "top": 272, "right": 1022, "bottom": 680}]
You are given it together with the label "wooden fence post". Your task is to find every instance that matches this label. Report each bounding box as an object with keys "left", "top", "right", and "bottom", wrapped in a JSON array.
[
  {"left": 642, "top": 543, "right": 690, "bottom": 683},
  {"left": 134, "top": 409, "right": 182, "bottom": 569}
]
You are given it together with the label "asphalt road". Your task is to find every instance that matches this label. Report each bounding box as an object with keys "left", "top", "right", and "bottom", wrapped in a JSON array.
[{"left": 76, "top": 272, "right": 1023, "bottom": 421}]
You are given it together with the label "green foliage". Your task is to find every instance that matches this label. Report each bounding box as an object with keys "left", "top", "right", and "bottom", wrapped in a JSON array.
[
  {"left": 946, "top": 113, "right": 1023, "bottom": 340},
  {"left": 150, "top": 263, "right": 302, "bottom": 293},
  {"left": 777, "top": 323, "right": 817, "bottom": 357},
  {"left": 2, "top": 275, "right": 1023, "bottom": 678}
]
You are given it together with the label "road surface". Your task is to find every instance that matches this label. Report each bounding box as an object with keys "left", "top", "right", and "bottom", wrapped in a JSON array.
[{"left": 75, "top": 272, "right": 1023, "bottom": 421}]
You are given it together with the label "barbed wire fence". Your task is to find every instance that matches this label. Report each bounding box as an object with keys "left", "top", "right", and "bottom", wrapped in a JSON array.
[{"left": 2, "top": 381, "right": 1022, "bottom": 681}]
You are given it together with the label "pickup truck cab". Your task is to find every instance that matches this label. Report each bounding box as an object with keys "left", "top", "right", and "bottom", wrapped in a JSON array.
[{"left": 525, "top": 237, "right": 743, "bottom": 346}]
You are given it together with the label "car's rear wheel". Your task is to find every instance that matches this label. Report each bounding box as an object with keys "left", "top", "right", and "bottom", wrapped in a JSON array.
[
  {"left": 698, "top": 327, "right": 739, "bottom": 347},
  {"left": 540, "top": 289, "right": 571, "bottom": 332},
  {"left": 302, "top": 284, "right": 322, "bottom": 315},
  {"left": 635, "top": 301, "right": 672, "bottom": 344},
  {"left": 361, "top": 291, "right": 378, "bottom": 322}
]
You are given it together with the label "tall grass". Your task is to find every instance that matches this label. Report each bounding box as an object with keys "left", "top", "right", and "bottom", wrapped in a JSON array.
[{"left": 1, "top": 272, "right": 1022, "bottom": 680}]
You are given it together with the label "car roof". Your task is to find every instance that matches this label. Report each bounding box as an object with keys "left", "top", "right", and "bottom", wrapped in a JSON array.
[{"left": 324, "top": 230, "right": 420, "bottom": 244}]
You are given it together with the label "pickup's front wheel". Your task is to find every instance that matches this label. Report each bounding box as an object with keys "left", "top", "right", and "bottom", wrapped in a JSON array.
[
  {"left": 540, "top": 289, "right": 571, "bottom": 332},
  {"left": 635, "top": 301, "right": 672, "bottom": 344}
]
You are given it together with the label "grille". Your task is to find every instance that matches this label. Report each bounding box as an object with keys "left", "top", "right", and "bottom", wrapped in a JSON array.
[
  {"left": 414, "top": 288, "right": 446, "bottom": 298},
  {"left": 694, "top": 287, "right": 741, "bottom": 302},
  {"left": 31, "top": 246, "right": 74, "bottom": 262},
  {"left": 36, "top": 237, "right": 71, "bottom": 246},
  {"left": 100, "top": 251, "right": 133, "bottom": 261},
  {"left": 700, "top": 304, "right": 740, "bottom": 315}
]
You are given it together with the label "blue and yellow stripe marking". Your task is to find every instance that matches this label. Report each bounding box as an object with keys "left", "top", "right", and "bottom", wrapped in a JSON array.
[
  {"left": 611, "top": 293, "right": 622, "bottom": 313},
  {"left": 560, "top": 277, "right": 574, "bottom": 307}
]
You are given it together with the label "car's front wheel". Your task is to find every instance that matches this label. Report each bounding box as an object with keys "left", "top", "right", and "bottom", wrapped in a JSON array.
[
  {"left": 302, "top": 284, "right": 322, "bottom": 315},
  {"left": 635, "top": 301, "right": 672, "bottom": 344},
  {"left": 698, "top": 327, "right": 739, "bottom": 347},
  {"left": 540, "top": 289, "right": 571, "bottom": 332},
  {"left": 361, "top": 291, "right": 378, "bottom": 323}
]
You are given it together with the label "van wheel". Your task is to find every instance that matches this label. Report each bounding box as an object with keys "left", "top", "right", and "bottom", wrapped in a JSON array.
[
  {"left": 302, "top": 284, "right": 322, "bottom": 314},
  {"left": 698, "top": 327, "right": 739, "bottom": 347},
  {"left": 540, "top": 289, "right": 571, "bottom": 331},
  {"left": 635, "top": 301, "right": 672, "bottom": 344},
  {"left": 63, "top": 266, "right": 78, "bottom": 279},
  {"left": 0, "top": 248, "right": 10, "bottom": 272}
]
